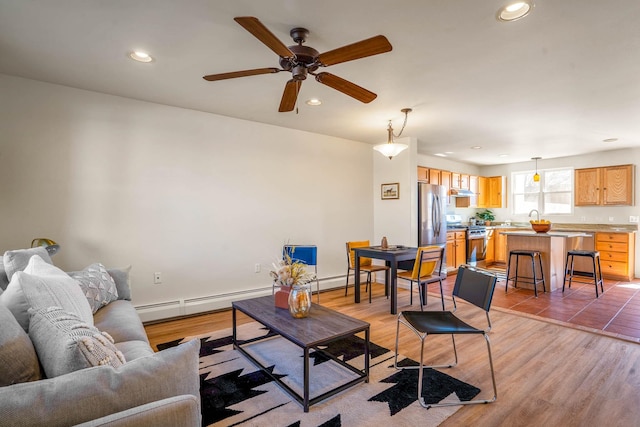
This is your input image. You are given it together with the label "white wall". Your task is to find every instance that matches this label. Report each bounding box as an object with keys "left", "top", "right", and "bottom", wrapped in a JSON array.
[
  {"left": 373, "top": 136, "right": 417, "bottom": 246},
  {"left": 0, "top": 74, "right": 376, "bottom": 320}
]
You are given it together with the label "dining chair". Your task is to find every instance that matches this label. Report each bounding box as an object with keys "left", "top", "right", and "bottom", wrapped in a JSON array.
[
  {"left": 281, "top": 244, "right": 320, "bottom": 303},
  {"left": 394, "top": 265, "right": 498, "bottom": 408},
  {"left": 396, "top": 245, "right": 446, "bottom": 310},
  {"left": 345, "top": 241, "right": 389, "bottom": 302}
]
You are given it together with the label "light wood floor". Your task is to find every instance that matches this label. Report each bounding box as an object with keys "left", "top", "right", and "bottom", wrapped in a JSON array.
[{"left": 145, "top": 284, "right": 640, "bottom": 426}]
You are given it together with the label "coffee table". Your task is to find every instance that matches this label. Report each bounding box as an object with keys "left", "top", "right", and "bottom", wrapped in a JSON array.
[{"left": 232, "top": 295, "right": 370, "bottom": 412}]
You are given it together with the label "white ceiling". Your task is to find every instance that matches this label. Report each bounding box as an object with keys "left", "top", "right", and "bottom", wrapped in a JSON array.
[{"left": 1, "top": 0, "right": 640, "bottom": 165}]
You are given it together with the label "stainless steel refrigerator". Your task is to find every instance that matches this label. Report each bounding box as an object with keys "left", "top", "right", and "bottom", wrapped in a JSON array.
[{"left": 418, "top": 183, "right": 447, "bottom": 247}]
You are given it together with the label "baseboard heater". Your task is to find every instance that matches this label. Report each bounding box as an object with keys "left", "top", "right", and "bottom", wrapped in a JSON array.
[{"left": 135, "top": 276, "right": 345, "bottom": 322}]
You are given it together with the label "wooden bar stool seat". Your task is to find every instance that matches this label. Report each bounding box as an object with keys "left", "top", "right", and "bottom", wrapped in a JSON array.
[
  {"left": 563, "top": 250, "right": 604, "bottom": 297},
  {"left": 505, "top": 250, "right": 546, "bottom": 297}
]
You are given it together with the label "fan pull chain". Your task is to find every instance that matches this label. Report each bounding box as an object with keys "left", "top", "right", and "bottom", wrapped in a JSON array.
[{"left": 295, "top": 80, "right": 301, "bottom": 114}]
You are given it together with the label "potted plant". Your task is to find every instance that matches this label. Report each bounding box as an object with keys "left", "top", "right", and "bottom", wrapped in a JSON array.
[{"left": 476, "top": 209, "right": 495, "bottom": 225}]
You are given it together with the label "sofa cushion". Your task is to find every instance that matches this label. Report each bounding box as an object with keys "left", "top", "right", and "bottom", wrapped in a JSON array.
[
  {"left": 0, "top": 339, "right": 201, "bottom": 426},
  {"left": 0, "top": 303, "right": 41, "bottom": 386},
  {"left": 0, "top": 262, "right": 9, "bottom": 291},
  {"left": 115, "top": 340, "right": 155, "bottom": 361},
  {"left": 28, "top": 306, "right": 126, "bottom": 378},
  {"left": 68, "top": 263, "right": 119, "bottom": 313},
  {"left": 93, "top": 300, "right": 150, "bottom": 344},
  {"left": 107, "top": 265, "right": 132, "bottom": 301},
  {"left": 3, "top": 247, "right": 52, "bottom": 281},
  {"left": 1, "top": 255, "right": 93, "bottom": 331},
  {"left": 74, "top": 395, "right": 201, "bottom": 427}
]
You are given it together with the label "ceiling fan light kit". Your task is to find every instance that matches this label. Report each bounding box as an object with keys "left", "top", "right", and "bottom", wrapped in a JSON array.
[
  {"left": 374, "top": 108, "right": 412, "bottom": 160},
  {"left": 203, "top": 16, "right": 392, "bottom": 112}
]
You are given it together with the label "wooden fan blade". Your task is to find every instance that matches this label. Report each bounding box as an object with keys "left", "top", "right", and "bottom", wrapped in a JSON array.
[
  {"left": 203, "top": 68, "right": 280, "bottom": 81},
  {"left": 234, "top": 17, "right": 295, "bottom": 59},
  {"left": 279, "top": 80, "right": 301, "bottom": 112},
  {"left": 317, "top": 35, "right": 392, "bottom": 66},
  {"left": 315, "top": 72, "right": 377, "bottom": 103}
]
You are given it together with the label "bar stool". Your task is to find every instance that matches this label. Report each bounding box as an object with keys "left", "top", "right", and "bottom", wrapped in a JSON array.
[
  {"left": 505, "top": 250, "right": 546, "bottom": 297},
  {"left": 563, "top": 250, "right": 604, "bottom": 298}
]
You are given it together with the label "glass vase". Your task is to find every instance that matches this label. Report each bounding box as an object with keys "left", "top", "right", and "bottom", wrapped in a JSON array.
[{"left": 288, "top": 284, "right": 312, "bottom": 318}]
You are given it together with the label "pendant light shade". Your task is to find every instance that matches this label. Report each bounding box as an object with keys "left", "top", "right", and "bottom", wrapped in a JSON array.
[
  {"left": 532, "top": 156, "right": 541, "bottom": 182},
  {"left": 374, "top": 108, "right": 412, "bottom": 159}
]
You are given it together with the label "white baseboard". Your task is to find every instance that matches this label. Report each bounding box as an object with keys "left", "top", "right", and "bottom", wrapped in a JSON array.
[{"left": 136, "top": 276, "right": 347, "bottom": 322}]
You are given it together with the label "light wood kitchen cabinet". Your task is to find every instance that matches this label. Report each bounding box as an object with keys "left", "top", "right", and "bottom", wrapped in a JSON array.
[
  {"left": 487, "top": 176, "right": 504, "bottom": 208},
  {"left": 477, "top": 176, "right": 488, "bottom": 207},
  {"left": 450, "top": 172, "right": 470, "bottom": 190},
  {"left": 428, "top": 168, "right": 442, "bottom": 185},
  {"left": 451, "top": 172, "right": 460, "bottom": 188},
  {"left": 494, "top": 229, "right": 508, "bottom": 264},
  {"left": 440, "top": 171, "right": 452, "bottom": 192},
  {"left": 417, "top": 166, "right": 429, "bottom": 182},
  {"left": 460, "top": 174, "right": 470, "bottom": 190},
  {"left": 476, "top": 176, "right": 503, "bottom": 208},
  {"left": 446, "top": 231, "right": 466, "bottom": 272},
  {"left": 485, "top": 228, "right": 495, "bottom": 264},
  {"left": 595, "top": 232, "right": 636, "bottom": 281},
  {"left": 469, "top": 175, "right": 479, "bottom": 207},
  {"left": 575, "top": 164, "right": 634, "bottom": 206}
]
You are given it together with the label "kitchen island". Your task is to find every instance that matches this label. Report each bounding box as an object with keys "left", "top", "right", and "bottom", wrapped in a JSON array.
[{"left": 503, "top": 230, "right": 590, "bottom": 292}]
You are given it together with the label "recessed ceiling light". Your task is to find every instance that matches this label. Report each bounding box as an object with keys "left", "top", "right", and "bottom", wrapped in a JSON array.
[
  {"left": 306, "top": 98, "right": 322, "bottom": 106},
  {"left": 603, "top": 138, "right": 618, "bottom": 143},
  {"left": 471, "top": 146, "right": 482, "bottom": 150},
  {"left": 434, "top": 153, "right": 447, "bottom": 157},
  {"left": 499, "top": 154, "right": 509, "bottom": 157},
  {"left": 128, "top": 50, "right": 154, "bottom": 63},
  {"left": 444, "top": 151, "right": 454, "bottom": 154},
  {"left": 497, "top": 1, "right": 533, "bottom": 22}
]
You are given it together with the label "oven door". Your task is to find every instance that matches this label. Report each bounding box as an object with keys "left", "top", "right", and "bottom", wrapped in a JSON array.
[{"left": 467, "top": 232, "right": 487, "bottom": 265}]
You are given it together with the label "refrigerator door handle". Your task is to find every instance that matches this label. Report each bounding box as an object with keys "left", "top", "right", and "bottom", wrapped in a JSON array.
[
  {"left": 431, "top": 194, "right": 437, "bottom": 237},
  {"left": 433, "top": 194, "right": 440, "bottom": 236}
]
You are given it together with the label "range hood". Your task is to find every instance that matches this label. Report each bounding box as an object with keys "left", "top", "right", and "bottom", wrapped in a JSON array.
[{"left": 449, "top": 188, "right": 474, "bottom": 196}]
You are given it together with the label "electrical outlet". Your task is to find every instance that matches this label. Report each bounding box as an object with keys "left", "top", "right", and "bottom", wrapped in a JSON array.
[
  {"left": 254, "top": 263, "right": 261, "bottom": 273},
  {"left": 154, "top": 272, "right": 162, "bottom": 284},
  {"left": 609, "top": 216, "right": 615, "bottom": 222},
  {"left": 630, "top": 216, "right": 639, "bottom": 223}
]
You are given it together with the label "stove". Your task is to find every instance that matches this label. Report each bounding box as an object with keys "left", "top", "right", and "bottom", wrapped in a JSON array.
[{"left": 446, "top": 215, "right": 487, "bottom": 266}]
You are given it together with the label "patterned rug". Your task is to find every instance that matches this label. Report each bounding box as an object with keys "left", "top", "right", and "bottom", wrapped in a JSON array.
[{"left": 157, "top": 322, "right": 481, "bottom": 427}]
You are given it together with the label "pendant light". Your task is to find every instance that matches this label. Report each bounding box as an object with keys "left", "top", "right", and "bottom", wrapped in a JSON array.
[
  {"left": 532, "top": 156, "right": 541, "bottom": 182},
  {"left": 374, "top": 108, "right": 412, "bottom": 159}
]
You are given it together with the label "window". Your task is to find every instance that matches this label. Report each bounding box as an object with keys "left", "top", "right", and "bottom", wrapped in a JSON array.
[{"left": 512, "top": 168, "right": 573, "bottom": 215}]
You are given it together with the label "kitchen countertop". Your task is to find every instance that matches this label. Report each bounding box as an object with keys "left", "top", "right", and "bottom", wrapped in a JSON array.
[
  {"left": 486, "top": 223, "right": 638, "bottom": 233},
  {"left": 500, "top": 230, "right": 589, "bottom": 238}
]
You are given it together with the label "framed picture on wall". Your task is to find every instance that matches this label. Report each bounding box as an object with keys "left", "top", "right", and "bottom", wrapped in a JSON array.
[{"left": 381, "top": 183, "right": 399, "bottom": 199}]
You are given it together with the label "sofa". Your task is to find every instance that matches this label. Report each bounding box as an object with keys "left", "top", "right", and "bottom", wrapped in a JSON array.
[{"left": 0, "top": 247, "right": 201, "bottom": 427}]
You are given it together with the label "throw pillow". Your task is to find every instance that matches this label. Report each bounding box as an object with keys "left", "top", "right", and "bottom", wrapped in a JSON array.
[
  {"left": 28, "top": 306, "right": 126, "bottom": 378},
  {"left": 3, "top": 246, "right": 52, "bottom": 281},
  {"left": 1, "top": 255, "right": 93, "bottom": 331},
  {"left": 68, "top": 263, "right": 119, "bottom": 313},
  {"left": 107, "top": 265, "right": 132, "bottom": 301},
  {"left": 0, "top": 303, "right": 41, "bottom": 385}
]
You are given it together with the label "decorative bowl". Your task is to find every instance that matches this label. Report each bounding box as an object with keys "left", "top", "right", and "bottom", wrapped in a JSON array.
[{"left": 530, "top": 221, "right": 551, "bottom": 233}]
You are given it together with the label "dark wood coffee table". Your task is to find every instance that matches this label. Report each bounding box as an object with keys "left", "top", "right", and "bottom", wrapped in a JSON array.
[{"left": 232, "top": 295, "right": 370, "bottom": 412}]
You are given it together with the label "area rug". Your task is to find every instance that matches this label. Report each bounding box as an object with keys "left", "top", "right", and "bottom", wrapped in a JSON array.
[{"left": 157, "top": 322, "right": 482, "bottom": 427}]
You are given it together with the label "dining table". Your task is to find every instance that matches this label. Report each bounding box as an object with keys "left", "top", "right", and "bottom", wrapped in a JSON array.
[{"left": 353, "top": 245, "right": 417, "bottom": 315}]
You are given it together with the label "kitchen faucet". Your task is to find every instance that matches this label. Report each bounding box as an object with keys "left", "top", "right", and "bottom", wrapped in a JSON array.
[{"left": 529, "top": 209, "right": 540, "bottom": 222}]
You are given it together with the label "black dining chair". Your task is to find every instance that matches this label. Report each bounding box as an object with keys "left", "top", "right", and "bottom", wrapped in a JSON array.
[{"left": 394, "top": 265, "right": 498, "bottom": 408}]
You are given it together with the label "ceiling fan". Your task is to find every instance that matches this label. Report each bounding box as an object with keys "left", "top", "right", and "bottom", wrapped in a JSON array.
[{"left": 203, "top": 17, "right": 393, "bottom": 112}]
